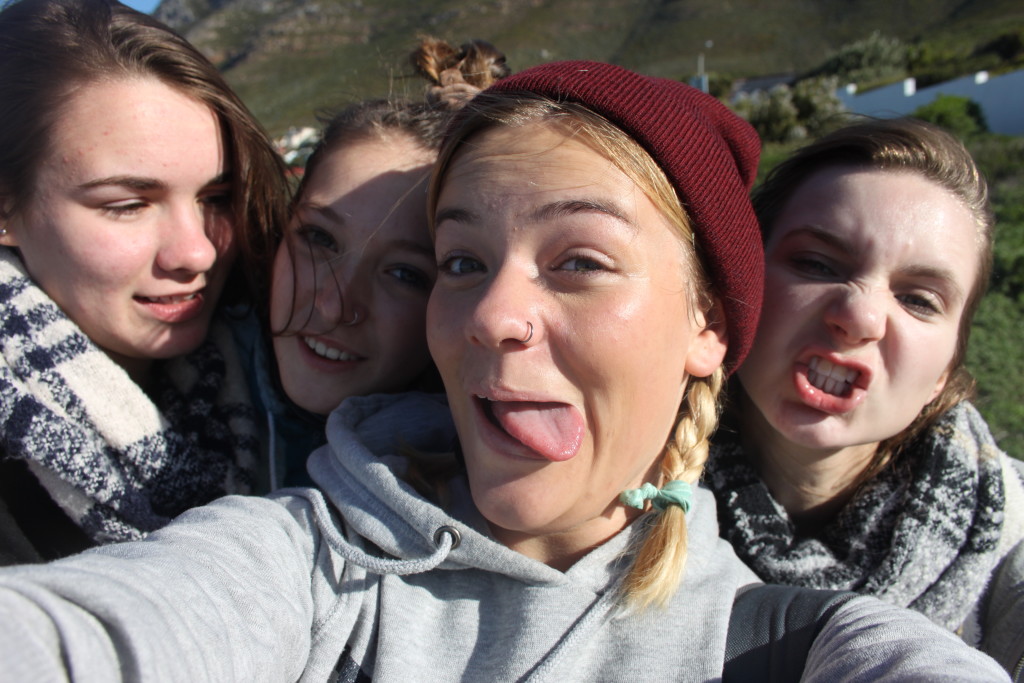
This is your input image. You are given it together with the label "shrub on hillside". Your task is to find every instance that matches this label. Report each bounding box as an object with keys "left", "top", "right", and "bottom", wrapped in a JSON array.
[
  {"left": 912, "top": 94, "right": 988, "bottom": 138},
  {"left": 810, "top": 31, "right": 908, "bottom": 85},
  {"left": 734, "top": 77, "right": 845, "bottom": 144}
]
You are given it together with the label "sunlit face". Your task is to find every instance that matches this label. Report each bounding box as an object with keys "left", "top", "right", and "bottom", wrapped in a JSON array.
[
  {"left": 0, "top": 78, "right": 235, "bottom": 384},
  {"left": 738, "top": 166, "right": 980, "bottom": 455},
  {"left": 428, "top": 122, "right": 726, "bottom": 565},
  {"left": 270, "top": 134, "right": 437, "bottom": 416}
]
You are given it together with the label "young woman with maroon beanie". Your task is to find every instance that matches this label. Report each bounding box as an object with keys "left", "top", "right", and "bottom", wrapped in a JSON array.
[{"left": 0, "top": 62, "right": 1008, "bottom": 682}]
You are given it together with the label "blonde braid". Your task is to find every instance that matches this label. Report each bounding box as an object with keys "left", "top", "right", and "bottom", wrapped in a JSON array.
[{"left": 622, "top": 367, "right": 725, "bottom": 609}]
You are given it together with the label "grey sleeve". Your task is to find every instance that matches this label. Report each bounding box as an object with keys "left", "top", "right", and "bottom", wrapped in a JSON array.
[
  {"left": 0, "top": 494, "right": 318, "bottom": 683},
  {"left": 804, "top": 595, "right": 1010, "bottom": 682},
  {"left": 983, "top": 539, "right": 1024, "bottom": 681}
]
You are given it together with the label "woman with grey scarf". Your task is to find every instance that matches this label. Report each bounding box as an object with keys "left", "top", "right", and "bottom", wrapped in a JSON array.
[{"left": 704, "top": 117, "right": 1024, "bottom": 678}]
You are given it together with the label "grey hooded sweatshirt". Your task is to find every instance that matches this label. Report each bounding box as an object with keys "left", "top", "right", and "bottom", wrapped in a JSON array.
[{"left": 0, "top": 392, "right": 1011, "bottom": 682}]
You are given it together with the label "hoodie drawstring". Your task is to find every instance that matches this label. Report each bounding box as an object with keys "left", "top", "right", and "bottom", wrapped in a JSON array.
[{"left": 308, "top": 492, "right": 460, "bottom": 576}]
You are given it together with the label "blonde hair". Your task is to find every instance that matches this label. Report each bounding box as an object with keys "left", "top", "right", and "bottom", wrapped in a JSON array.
[{"left": 430, "top": 93, "right": 727, "bottom": 609}]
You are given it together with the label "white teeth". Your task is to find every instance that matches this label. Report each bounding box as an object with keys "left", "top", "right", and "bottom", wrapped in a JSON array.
[
  {"left": 303, "top": 336, "right": 358, "bottom": 362},
  {"left": 145, "top": 293, "right": 197, "bottom": 304},
  {"left": 807, "top": 356, "right": 859, "bottom": 397}
]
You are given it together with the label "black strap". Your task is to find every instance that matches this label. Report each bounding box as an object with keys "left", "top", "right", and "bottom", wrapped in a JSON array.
[{"left": 724, "top": 584, "right": 858, "bottom": 683}]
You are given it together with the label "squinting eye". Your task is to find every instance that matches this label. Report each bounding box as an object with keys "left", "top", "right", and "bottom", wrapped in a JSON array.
[
  {"left": 440, "top": 255, "right": 484, "bottom": 275},
  {"left": 101, "top": 201, "right": 147, "bottom": 217},
  {"left": 791, "top": 256, "right": 836, "bottom": 278},
  {"left": 897, "top": 293, "right": 941, "bottom": 315},
  {"left": 559, "top": 257, "right": 604, "bottom": 273}
]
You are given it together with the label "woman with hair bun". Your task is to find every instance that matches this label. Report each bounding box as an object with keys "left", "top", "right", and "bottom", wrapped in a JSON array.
[
  {"left": 0, "top": 65, "right": 1009, "bottom": 682},
  {"left": 249, "top": 37, "right": 511, "bottom": 488}
]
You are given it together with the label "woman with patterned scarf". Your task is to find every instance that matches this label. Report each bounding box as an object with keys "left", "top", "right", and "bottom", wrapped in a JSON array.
[
  {"left": 0, "top": 0, "right": 288, "bottom": 563},
  {"left": 704, "top": 117, "right": 1024, "bottom": 677}
]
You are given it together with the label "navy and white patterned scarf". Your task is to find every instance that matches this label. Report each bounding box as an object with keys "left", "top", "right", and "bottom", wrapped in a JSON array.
[
  {"left": 704, "top": 401, "right": 1006, "bottom": 635},
  {"left": 0, "top": 247, "right": 259, "bottom": 546}
]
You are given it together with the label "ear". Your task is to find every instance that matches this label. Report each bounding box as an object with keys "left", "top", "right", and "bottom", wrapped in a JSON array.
[
  {"left": 926, "top": 368, "right": 950, "bottom": 405},
  {"left": 684, "top": 300, "right": 729, "bottom": 379},
  {"left": 0, "top": 196, "right": 17, "bottom": 247}
]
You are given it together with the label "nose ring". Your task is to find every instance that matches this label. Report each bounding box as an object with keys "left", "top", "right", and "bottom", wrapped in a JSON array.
[
  {"left": 518, "top": 321, "right": 534, "bottom": 344},
  {"left": 341, "top": 309, "right": 360, "bottom": 326}
]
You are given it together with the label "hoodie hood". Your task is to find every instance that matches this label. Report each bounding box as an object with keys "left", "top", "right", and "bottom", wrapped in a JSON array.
[{"left": 307, "top": 391, "right": 637, "bottom": 586}]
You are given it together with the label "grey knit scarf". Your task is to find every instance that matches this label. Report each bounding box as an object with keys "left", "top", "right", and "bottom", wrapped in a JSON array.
[
  {"left": 704, "top": 401, "right": 1005, "bottom": 633},
  {"left": 0, "top": 247, "right": 259, "bottom": 546}
]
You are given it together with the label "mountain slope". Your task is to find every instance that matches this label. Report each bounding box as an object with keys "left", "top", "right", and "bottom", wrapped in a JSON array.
[{"left": 155, "top": 0, "right": 1024, "bottom": 135}]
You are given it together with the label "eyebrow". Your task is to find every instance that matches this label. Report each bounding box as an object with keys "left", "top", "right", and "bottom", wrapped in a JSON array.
[
  {"left": 533, "top": 198, "right": 631, "bottom": 225},
  {"left": 783, "top": 225, "right": 850, "bottom": 252},
  {"left": 78, "top": 171, "right": 232, "bottom": 192},
  {"left": 434, "top": 198, "right": 634, "bottom": 231},
  {"left": 786, "top": 225, "right": 966, "bottom": 299},
  {"left": 389, "top": 238, "right": 435, "bottom": 257},
  {"left": 298, "top": 203, "right": 345, "bottom": 225}
]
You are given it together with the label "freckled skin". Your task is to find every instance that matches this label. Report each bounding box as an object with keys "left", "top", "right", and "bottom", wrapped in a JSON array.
[{"left": 0, "top": 77, "right": 235, "bottom": 384}]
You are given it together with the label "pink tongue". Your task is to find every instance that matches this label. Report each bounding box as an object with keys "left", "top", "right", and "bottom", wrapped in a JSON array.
[{"left": 490, "top": 401, "right": 584, "bottom": 461}]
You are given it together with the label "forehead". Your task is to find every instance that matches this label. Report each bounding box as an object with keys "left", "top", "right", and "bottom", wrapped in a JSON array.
[
  {"left": 440, "top": 122, "right": 633, "bottom": 207},
  {"left": 775, "top": 166, "right": 982, "bottom": 279},
  {"left": 42, "top": 77, "right": 223, "bottom": 179},
  {"left": 304, "top": 133, "right": 434, "bottom": 199}
]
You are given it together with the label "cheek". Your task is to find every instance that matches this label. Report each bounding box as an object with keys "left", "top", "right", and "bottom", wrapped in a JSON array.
[
  {"left": 269, "top": 244, "right": 300, "bottom": 330},
  {"left": 384, "top": 297, "right": 430, "bottom": 353},
  {"left": 426, "top": 292, "right": 458, "bottom": 363}
]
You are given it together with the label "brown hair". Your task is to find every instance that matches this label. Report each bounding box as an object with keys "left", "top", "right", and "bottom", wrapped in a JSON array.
[
  {"left": 411, "top": 36, "right": 511, "bottom": 92},
  {"left": 751, "top": 117, "right": 994, "bottom": 461},
  {"left": 0, "top": 0, "right": 288, "bottom": 305}
]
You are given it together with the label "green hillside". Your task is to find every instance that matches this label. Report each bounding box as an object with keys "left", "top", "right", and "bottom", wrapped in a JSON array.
[
  {"left": 156, "top": 0, "right": 1023, "bottom": 456},
  {"left": 157, "top": 0, "right": 1024, "bottom": 135}
]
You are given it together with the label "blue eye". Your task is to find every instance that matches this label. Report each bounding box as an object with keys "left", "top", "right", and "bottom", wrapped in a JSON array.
[
  {"left": 387, "top": 265, "right": 431, "bottom": 290},
  {"left": 440, "top": 255, "right": 485, "bottom": 276},
  {"left": 296, "top": 225, "right": 338, "bottom": 251}
]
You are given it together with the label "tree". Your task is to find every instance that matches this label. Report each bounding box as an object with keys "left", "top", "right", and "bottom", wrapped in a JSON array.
[
  {"left": 912, "top": 95, "right": 988, "bottom": 138},
  {"left": 734, "top": 77, "right": 845, "bottom": 144}
]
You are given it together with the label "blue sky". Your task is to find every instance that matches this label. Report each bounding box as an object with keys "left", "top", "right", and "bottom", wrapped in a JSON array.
[{"left": 123, "top": 0, "right": 159, "bottom": 13}]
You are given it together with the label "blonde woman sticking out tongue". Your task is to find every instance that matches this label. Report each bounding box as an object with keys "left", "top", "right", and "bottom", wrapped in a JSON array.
[{"left": 0, "top": 66, "right": 1010, "bottom": 682}]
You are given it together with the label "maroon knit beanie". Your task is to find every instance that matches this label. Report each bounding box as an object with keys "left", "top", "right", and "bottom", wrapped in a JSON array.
[{"left": 484, "top": 60, "right": 764, "bottom": 373}]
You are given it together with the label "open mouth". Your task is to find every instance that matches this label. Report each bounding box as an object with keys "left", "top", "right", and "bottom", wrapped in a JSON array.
[
  {"left": 475, "top": 394, "right": 583, "bottom": 462},
  {"left": 136, "top": 292, "right": 199, "bottom": 304},
  {"left": 303, "top": 336, "right": 360, "bottom": 362},
  {"left": 807, "top": 356, "right": 859, "bottom": 397}
]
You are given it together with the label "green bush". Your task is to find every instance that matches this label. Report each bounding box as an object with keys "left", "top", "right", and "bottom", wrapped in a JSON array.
[
  {"left": 810, "top": 31, "right": 909, "bottom": 85},
  {"left": 735, "top": 77, "right": 845, "bottom": 144},
  {"left": 912, "top": 95, "right": 988, "bottom": 138}
]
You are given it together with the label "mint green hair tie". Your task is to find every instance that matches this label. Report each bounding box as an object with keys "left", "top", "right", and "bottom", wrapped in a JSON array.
[{"left": 619, "top": 480, "right": 693, "bottom": 513}]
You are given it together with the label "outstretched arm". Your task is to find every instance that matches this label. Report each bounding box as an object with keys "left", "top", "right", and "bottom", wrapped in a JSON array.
[
  {"left": 0, "top": 494, "right": 319, "bottom": 682},
  {"left": 805, "top": 595, "right": 1010, "bottom": 682}
]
